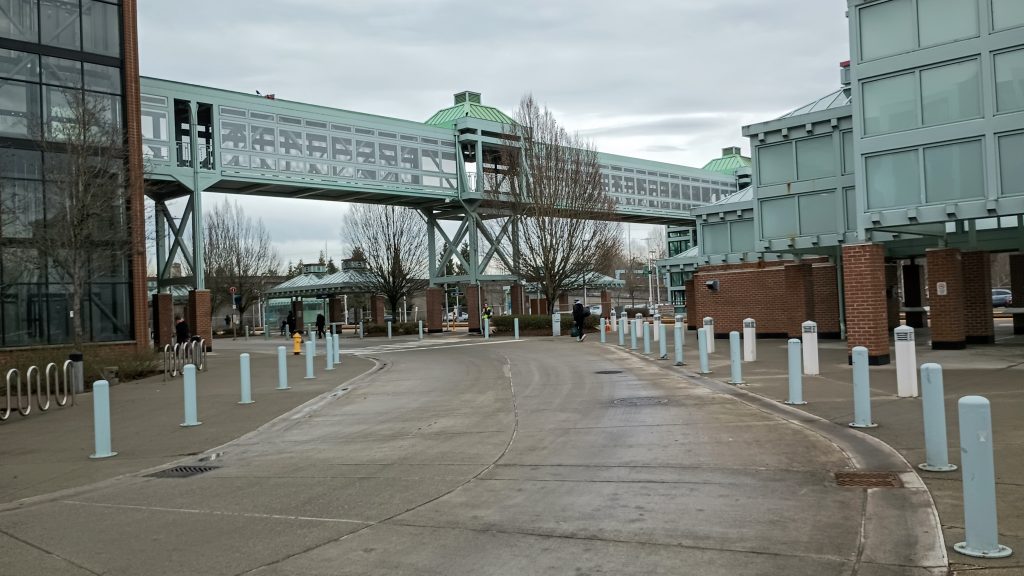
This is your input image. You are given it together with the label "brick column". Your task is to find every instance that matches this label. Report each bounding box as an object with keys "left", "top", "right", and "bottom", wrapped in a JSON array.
[
  {"left": 902, "top": 263, "right": 926, "bottom": 328},
  {"left": 684, "top": 278, "right": 697, "bottom": 330},
  {"left": 1011, "top": 254, "right": 1024, "bottom": 335},
  {"left": 291, "top": 300, "right": 304, "bottom": 333},
  {"left": 531, "top": 298, "right": 548, "bottom": 315},
  {"left": 466, "top": 284, "right": 481, "bottom": 333},
  {"left": 152, "top": 293, "right": 173, "bottom": 348},
  {"left": 329, "top": 297, "right": 344, "bottom": 327},
  {"left": 842, "top": 244, "right": 890, "bottom": 364},
  {"left": 926, "top": 248, "right": 965, "bottom": 350},
  {"left": 510, "top": 284, "right": 524, "bottom": 315},
  {"left": 372, "top": 295, "right": 386, "bottom": 325},
  {"left": 123, "top": 0, "right": 148, "bottom": 352},
  {"left": 783, "top": 262, "right": 814, "bottom": 338},
  {"left": 187, "top": 289, "right": 213, "bottom": 351},
  {"left": 812, "top": 264, "right": 840, "bottom": 339},
  {"left": 962, "top": 252, "right": 994, "bottom": 344},
  {"left": 885, "top": 263, "right": 901, "bottom": 330},
  {"left": 558, "top": 293, "right": 569, "bottom": 313},
  {"left": 599, "top": 290, "right": 611, "bottom": 319},
  {"left": 426, "top": 286, "right": 444, "bottom": 333}
]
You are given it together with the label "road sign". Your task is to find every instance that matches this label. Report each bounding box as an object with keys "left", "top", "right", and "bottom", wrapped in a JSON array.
[{"left": 229, "top": 286, "right": 237, "bottom": 295}]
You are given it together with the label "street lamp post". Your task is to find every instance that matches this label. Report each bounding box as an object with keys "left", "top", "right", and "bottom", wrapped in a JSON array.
[{"left": 647, "top": 251, "right": 654, "bottom": 309}]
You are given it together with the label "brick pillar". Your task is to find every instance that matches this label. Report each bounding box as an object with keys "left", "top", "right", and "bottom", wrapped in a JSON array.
[
  {"left": 426, "top": 286, "right": 444, "bottom": 333},
  {"left": 153, "top": 293, "right": 173, "bottom": 348},
  {"left": 373, "top": 295, "right": 386, "bottom": 325},
  {"left": 599, "top": 290, "right": 611, "bottom": 319},
  {"left": 926, "top": 248, "right": 965, "bottom": 350},
  {"left": 684, "top": 278, "right": 697, "bottom": 330},
  {"left": 187, "top": 289, "right": 213, "bottom": 351},
  {"left": 466, "top": 284, "right": 481, "bottom": 333},
  {"left": 812, "top": 264, "right": 841, "bottom": 339},
  {"left": 1011, "top": 254, "right": 1024, "bottom": 335},
  {"left": 329, "top": 297, "right": 344, "bottom": 328},
  {"left": 510, "top": 284, "right": 524, "bottom": 315},
  {"left": 885, "top": 263, "right": 901, "bottom": 330},
  {"left": 902, "top": 263, "right": 926, "bottom": 328},
  {"left": 962, "top": 252, "right": 994, "bottom": 344},
  {"left": 783, "top": 262, "right": 813, "bottom": 338},
  {"left": 558, "top": 293, "right": 569, "bottom": 313},
  {"left": 122, "top": 0, "right": 149, "bottom": 352},
  {"left": 291, "top": 300, "right": 304, "bottom": 333},
  {"left": 842, "top": 244, "right": 890, "bottom": 364},
  {"left": 530, "top": 298, "right": 548, "bottom": 315}
]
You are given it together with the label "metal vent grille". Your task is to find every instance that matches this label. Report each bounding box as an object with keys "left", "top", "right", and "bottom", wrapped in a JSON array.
[
  {"left": 895, "top": 332, "right": 913, "bottom": 342},
  {"left": 613, "top": 397, "right": 668, "bottom": 406},
  {"left": 146, "top": 465, "right": 219, "bottom": 478},
  {"left": 834, "top": 471, "right": 902, "bottom": 488}
]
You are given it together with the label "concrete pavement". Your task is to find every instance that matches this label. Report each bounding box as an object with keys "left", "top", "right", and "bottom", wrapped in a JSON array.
[{"left": 0, "top": 329, "right": 955, "bottom": 575}]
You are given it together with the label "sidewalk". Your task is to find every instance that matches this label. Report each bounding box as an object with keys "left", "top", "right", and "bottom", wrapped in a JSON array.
[
  {"left": 605, "top": 319, "right": 1023, "bottom": 575},
  {"left": 0, "top": 339, "right": 374, "bottom": 506}
]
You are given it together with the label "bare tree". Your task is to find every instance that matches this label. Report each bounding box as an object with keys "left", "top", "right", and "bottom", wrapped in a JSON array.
[
  {"left": 11, "top": 91, "right": 131, "bottom": 347},
  {"left": 342, "top": 204, "right": 428, "bottom": 315},
  {"left": 203, "top": 198, "right": 280, "bottom": 320},
  {"left": 489, "top": 94, "right": 621, "bottom": 307}
]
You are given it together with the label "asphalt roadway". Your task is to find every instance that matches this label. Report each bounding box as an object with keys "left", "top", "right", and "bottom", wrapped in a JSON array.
[{"left": 0, "top": 325, "right": 1010, "bottom": 575}]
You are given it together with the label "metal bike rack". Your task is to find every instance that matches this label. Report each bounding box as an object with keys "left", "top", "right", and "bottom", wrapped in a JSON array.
[
  {"left": 164, "top": 339, "right": 206, "bottom": 379},
  {"left": 45, "top": 360, "right": 75, "bottom": 408},
  {"left": 2, "top": 368, "right": 30, "bottom": 420},
  {"left": 27, "top": 365, "right": 44, "bottom": 412}
]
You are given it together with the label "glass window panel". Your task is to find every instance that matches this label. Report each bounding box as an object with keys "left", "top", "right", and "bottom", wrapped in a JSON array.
[
  {"left": 278, "top": 129, "right": 302, "bottom": 156},
  {"left": 41, "top": 0, "right": 80, "bottom": 50},
  {"left": 356, "top": 140, "right": 375, "bottom": 164},
  {"left": 381, "top": 171, "right": 397, "bottom": 182},
  {"left": 796, "top": 135, "right": 835, "bottom": 180},
  {"left": 400, "top": 146, "right": 418, "bottom": 170},
  {"left": 918, "top": 0, "right": 978, "bottom": 47},
  {"left": 82, "top": 0, "right": 120, "bottom": 57},
  {"left": 333, "top": 165, "right": 354, "bottom": 178},
  {"left": 0, "top": 0, "right": 38, "bottom": 42},
  {"left": 998, "top": 132, "right": 1024, "bottom": 196},
  {"left": 2, "top": 280, "right": 45, "bottom": 346},
  {"left": 865, "top": 150, "right": 921, "bottom": 209},
  {"left": 992, "top": 0, "right": 1024, "bottom": 30},
  {"left": 354, "top": 127, "right": 373, "bottom": 136},
  {"left": 141, "top": 94, "right": 166, "bottom": 107},
  {"left": 842, "top": 131, "right": 854, "bottom": 174},
  {"left": 863, "top": 73, "right": 919, "bottom": 135},
  {"left": 219, "top": 120, "right": 246, "bottom": 150},
  {"left": 623, "top": 177, "right": 635, "bottom": 195},
  {"left": 440, "top": 151, "right": 456, "bottom": 173},
  {"left": 799, "top": 192, "right": 839, "bottom": 234},
  {"left": 844, "top": 187, "right": 857, "bottom": 231},
  {"left": 251, "top": 156, "right": 276, "bottom": 170},
  {"left": 701, "top": 223, "right": 729, "bottom": 255},
  {"left": 305, "top": 119, "right": 327, "bottom": 129},
  {"left": 760, "top": 197, "right": 798, "bottom": 239},
  {"left": 757, "top": 142, "right": 795, "bottom": 185},
  {"left": 421, "top": 149, "right": 439, "bottom": 171},
  {"left": 89, "top": 283, "right": 129, "bottom": 342},
  {"left": 331, "top": 136, "right": 352, "bottom": 161},
  {"left": 859, "top": 0, "right": 916, "bottom": 61},
  {"left": 0, "top": 80, "right": 39, "bottom": 137},
  {"left": 660, "top": 182, "right": 670, "bottom": 197},
  {"left": 40, "top": 56, "right": 81, "bottom": 87},
  {"left": 422, "top": 175, "right": 441, "bottom": 187},
  {"left": 305, "top": 132, "right": 327, "bottom": 159},
  {"left": 379, "top": 143, "right": 397, "bottom": 167},
  {"left": 218, "top": 106, "right": 245, "bottom": 118},
  {"left": 1, "top": 179, "right": 43, "bottom": 238},
  {"left": 0, "top": 49, "right": 38, "bottom": 81},
  {"left": 281, "top": 159, "right": 305, "bottom": 172},
  {"left": 356, "top": 168, "right": 376, "bottom": 180},
  {"left": 636, "top": 179, "right": 647, "bottom": 194},
  {"left": 994, "top": 48, "right": 1024, "bottom": 114},
  {"left": 83, "top": 63, "right": 120, "bottom": 94},
  {"left": 221, "top": 153, "right": 248, "bottom": 168},
  {"left": 277, "top": 115, "right": 300, "bottom": 126},
  {"left": 923, "top": 140, "right": 984, "bottom": 202},
  {"left": 251, "top": 125, "right": 275, "bottom": 153},
  {"left": 670, "top": 183, "right": 680, "bottom": 198},
  {"left": 307, "top": 162, "right": 327, "bottom": 175},
  {"left": 729, "top": 221, "right": 755, "bottom": 252},
  {"left": 0, "top": 148, "right": 41, "bottom": 178},
  {"left": 399, "top": 173, "right": 421, "bottom": 185},
  {"left": 85, "top": 91, "right": 120, "bottom": 130},
  {"left": 921, "top": 59, "right": 981, "bottom": 126},
  {"left": 143, "top": 143, "right": 168, "bottom": 160}
]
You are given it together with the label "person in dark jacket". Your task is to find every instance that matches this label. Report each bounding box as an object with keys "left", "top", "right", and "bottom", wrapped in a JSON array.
[
  {"left": 571, "top": 299, "right": 590, "bottom": 342},
  {"left": 174, "top": 315, "right": 190, "bottom": 345},
  {"left": 286, "top": 310, "right": 296, "bottom": 336},
  {"left": 316, "top": 313, "right": 326, "bottom": 338}
]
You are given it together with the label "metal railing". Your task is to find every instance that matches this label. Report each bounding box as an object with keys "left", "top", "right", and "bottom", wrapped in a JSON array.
[
  {"left": 1, "top": 360, "right": 74, "bottom": 422},
  {"left": 163, "top": 338, "right": 207, "bottom": 379}
]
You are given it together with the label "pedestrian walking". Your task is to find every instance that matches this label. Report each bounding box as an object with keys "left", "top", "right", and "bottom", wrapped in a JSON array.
[
  {"left": 316, "top": 313, "right": 326, "bottom": 338},
  {"left": 572, "top": 299, "right": 590, "bottom": 342},
  {"left": 175, "top": 314, "right": 190, "bottom": 345},
  {"left": 286, "top": 310, "right": 296, "bottom": 336}
]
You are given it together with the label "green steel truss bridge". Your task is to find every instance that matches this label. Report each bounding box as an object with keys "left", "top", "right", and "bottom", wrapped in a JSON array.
[{"left": 141, "top": 77, "right": 739, "bottom": 289}]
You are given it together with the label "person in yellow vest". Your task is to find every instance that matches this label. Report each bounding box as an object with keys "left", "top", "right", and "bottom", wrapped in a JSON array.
[{"left": 481, "top": 302, "right": 493, "bottom": 334}]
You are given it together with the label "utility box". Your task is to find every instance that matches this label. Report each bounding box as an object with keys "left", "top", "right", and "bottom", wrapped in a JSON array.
[
  {"left": 894, "top": 325, "right": 918, "bottom": 397},
  {"left": 802, "top": 321, "right": 819, "bottom": 376}
]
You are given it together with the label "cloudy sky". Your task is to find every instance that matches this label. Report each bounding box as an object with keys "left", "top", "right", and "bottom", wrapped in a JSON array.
[{"left": 137, "top": 0, "right": 850, "bottom": 267}]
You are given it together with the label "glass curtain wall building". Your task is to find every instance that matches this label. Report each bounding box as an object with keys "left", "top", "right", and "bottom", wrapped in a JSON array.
[{"left": 0, "top": 0, "right": 131, "bottom": 347}]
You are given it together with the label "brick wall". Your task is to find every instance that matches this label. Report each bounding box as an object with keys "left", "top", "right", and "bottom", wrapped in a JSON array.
[
  {"left": 510, "top": 285, "right": 524, "bottom": 315},
  {"left": 187, "top": 290, "right": 212, "bottom": 351},
  {"left": 842, "top": 243, "right": 890, "bottom": 364},
  {"left": 684, "top": 278, "right": 697, "bottom": 330},
  {"left": 811, "top": 264, "right": 840, "bottom": 337},
  {"left": 0, "top": 341, "right": 143, "bottom": 374},
  {"left": 1010, "top": 254, "right": 1024, "bottom": 335},
  {"left": 962, "top": 251, "right": 993, "bottom": 344},
  {"left": 466, "top": 284, "right": 481, "bottom": 333},
  {"left": 329, "top": 297, "right": 344, "bottom": 327},
  {"left": 426, "top": 287, "right": 444, "bottom": 333},
  {"left": 783, "top": 262, "right": 814, "bottom": 337},
  {"left": 153, "top": 293, "right": 173, "bottom": 348},
  {"left": 122, "top": 0, "right": 148, "bottom": 353},
  {"left": 693, "top": 265, "right": 800, "bottom": 338},
  {"left": 600, "top": 290, "right": 611, "bottom": 319},
  {"left": 926, "top": 248, "right": 965, "bottom": 350}
]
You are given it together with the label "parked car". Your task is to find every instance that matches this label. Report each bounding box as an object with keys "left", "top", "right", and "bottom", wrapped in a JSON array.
[
  {"left": 992, "top": 288, "right": 1013, "bottom": 308},
  {"left": 589, "top": 305, "right": 602, "bottom": 316}
]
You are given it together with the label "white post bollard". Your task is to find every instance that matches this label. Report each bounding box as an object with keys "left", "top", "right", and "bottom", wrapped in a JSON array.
[
  {"left": 387, "top": 321, "right": 392, "bottom": 340},
  {"left": 310, "top": 331, "right": 316, "bottom": 358},
  {"left": 334, "top": 333, "right": 341, "bottom": 363},
  {"left": 552, "top": 313, "right": 561, "bottom": 337},
  {"left": 742, "top": 318, "right": 756, "bottom": 362},
  {"left": 653, "top": 313, "right": 661, "bottom": 342},
  {"left": 610, "top": 310, "right": 618, "bottom": 332},
  {"left": 325, "top": 334, "right": 335, "bottom": 371},
  {"left": 89, "top": 380, "right": 117, "bottom": 459},
  {"left": 703, "top": 317, "right": 715, "bottom": 353},
  {"left": 894, "top": 325, "right": 918, "bottom": 397},
  {"left": 801, "top": 321, "right": 819, "bottom": 376}
]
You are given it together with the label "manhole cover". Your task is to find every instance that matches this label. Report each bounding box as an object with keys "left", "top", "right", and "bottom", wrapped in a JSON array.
[
  {"left": 146, "top": 465, "right": 219, "bottom": 479},
  {"left": 613, "top": 397, "right": 669, "bottom": 406},
  {"left": 595, "top": 370, "right": 623, "bottom": 375},
  {"left": 834, "top": 471, "right": 902, "bottom": 488}
]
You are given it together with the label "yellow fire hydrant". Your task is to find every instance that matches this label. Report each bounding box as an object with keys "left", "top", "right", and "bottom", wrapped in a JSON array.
[{"left": 292, "top": 331, "right": 303, "bottom": 355}]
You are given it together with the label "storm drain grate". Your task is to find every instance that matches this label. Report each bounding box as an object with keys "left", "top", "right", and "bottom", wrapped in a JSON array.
[
  {"left": 834, "top": 471, "right": 902, "bottom": 488},
  {"left": 614, "top": 397, "right": 669, "bottom": 406},
  {"left": 595, "top": 370, "right": 623, "bottom": 375},
  {"left": 146, "top": 465, "right": 219, "bottom": 479}
]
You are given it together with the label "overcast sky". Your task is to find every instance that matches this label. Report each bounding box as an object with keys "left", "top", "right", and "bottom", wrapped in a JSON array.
[{"left": 138, "top": 0, "right": 850, "bottom": 267}]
